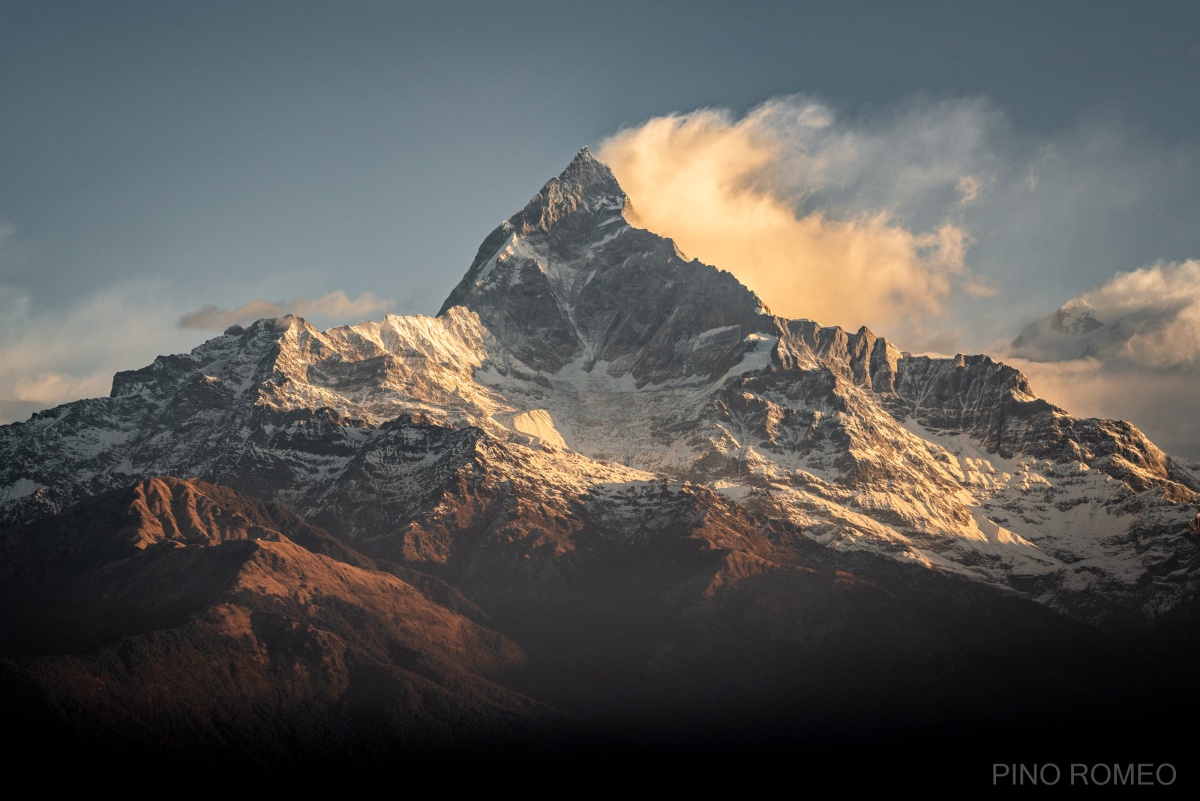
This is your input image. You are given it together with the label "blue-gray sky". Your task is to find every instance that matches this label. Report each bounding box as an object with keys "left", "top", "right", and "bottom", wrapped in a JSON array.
[{"left": 4, "top": 1, "right": 1200, "bottom": 456}]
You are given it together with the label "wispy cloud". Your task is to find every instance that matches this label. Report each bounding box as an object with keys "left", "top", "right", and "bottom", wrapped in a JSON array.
[
  {"left": 0, "top": 282, "right": 203, "bottom": 422},
  {"left": 178, "top": 291, "right": 392, "bottom": 330},
  {"left": 0, "top": 210, "right": 394, "bottom": 423},
  {"left": 600, "top": 97, "right": 1200, "bottom": 352},
  {"left": 0, "top": 282, "right": 394, "bottom": 425},
  {"left": 1003, "top": 261, "right": 1200, "bottom": 460}
]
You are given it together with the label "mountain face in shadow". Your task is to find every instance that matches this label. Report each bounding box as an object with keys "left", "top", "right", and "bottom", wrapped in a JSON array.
[
  {"left": 0, "top": 477, "right": 584, "bottom": 775},
  {"left": 8, "top": 474, "right": 1191, "bottom": 783}
]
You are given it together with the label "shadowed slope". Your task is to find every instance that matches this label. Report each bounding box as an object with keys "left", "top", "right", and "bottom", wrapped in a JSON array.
[{"left": 0, "top": 477, "right": 580, "bottom": 774}]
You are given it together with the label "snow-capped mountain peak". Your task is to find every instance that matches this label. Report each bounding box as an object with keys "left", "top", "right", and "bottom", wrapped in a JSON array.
[{"left": 439, "top": 149, "right": 766, "bottom": 381}]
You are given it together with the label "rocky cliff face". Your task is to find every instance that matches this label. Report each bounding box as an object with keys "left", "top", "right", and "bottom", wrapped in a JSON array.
[{"left": 440, "top": 148, "right": 767, "bottom": 383}]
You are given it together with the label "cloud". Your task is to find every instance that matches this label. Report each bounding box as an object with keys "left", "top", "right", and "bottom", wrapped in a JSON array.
[
  {"left": 1009, "top": 261, "right": 1200, "bottom": 369},
  {"left": 0, "top": 282, "right": 205, "bottom": 422},
  {"left": 1003, "top": 261, "right": 1200, "bottom": 460},
  {"left": 598, "top": 99, "right": 983, "bottom": 336},
  {"left": 957, "top": 174, "right": 991, "bottom": 205},
  {"left": 0, "top": 284, "right": 393, "bottom": 425},
  {"left": 1071, "top": 261, "right": 1200, "bottom": 368},
  {"left": 600, "top": 96, "right": 1200, "bottom": 356},
  {"left": 0, "top": 215, "right": 393, "bottom": 424},
  {"left": 179, "top": 290, "right": 392, "bottom": 330}
]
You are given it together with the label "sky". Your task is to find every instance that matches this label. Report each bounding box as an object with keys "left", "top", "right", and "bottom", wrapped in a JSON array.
[{"left": 3, "top": 1, "right": 1200, "bottom": 458}]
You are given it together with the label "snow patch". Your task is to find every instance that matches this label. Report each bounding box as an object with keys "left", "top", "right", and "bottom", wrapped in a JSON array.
[
  {"left": 506, "top": 409, "right": 567, "bottom": 450},
  {"left": 0, "top": 478, "right": 45, "bottom": 503}
]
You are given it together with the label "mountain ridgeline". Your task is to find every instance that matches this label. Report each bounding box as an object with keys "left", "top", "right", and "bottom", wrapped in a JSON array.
[{"left": 2, "top": 149, "right": 1198, "bottom": 781}]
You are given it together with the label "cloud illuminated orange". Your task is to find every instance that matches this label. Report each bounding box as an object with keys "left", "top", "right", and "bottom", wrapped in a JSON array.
[{"left": 598, "top": 103, "right": 980, "bottom": 336}]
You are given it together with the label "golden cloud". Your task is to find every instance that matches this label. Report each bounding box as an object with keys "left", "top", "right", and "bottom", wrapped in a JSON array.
[{"left": 599, "top": 104, "right": 976, "bottom": 335}]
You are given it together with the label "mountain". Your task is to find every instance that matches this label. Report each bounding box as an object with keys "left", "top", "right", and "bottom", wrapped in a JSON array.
[
  {"left": 0, "top": 476, "right": 590, "bottom": 775},
  {"left": 5, "top": 148, "right": 1197, "bottom": 625},
  {"left": 2, "top": 149, "right": 1199, "bottom": 781},
  {"left": 1012, "top": 279, "right": 1200, "bottom": 373}
]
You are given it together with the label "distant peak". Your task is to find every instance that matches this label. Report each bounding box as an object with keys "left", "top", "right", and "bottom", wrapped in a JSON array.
[
  {"left": 1051, "top": 301, "right": 1103, "bottom": 335},
  {"left": 1059, "top": 298, "right": 1096, "bottom": 316}
]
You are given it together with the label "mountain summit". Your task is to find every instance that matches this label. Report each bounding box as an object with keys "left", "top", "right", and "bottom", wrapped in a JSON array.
[
  {"left": 441, "top": 147, "right": 764, "bottom": 379},
  {"left": 2, "top": 151, "right": 1200, "bottom": 777}
]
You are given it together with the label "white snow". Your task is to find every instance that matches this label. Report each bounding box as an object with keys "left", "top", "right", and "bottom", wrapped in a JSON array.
[
  {"left": 506, "top": 409, "right": 567, "bottom": 449},
  {"left": 0, "top": 478, "right": 45, "bottom": 503}
]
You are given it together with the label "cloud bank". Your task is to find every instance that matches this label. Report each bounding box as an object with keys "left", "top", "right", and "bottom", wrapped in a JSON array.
[
  {"left": 0, "top": 282, "right": 203, "bottom": 423},
  {"left": 179, "top": 290, "right": 391, "bottom": 330},
  {"left": 1004, "top": 261, "right": 1200, "bottom": 460},
  {"left": 598, "top": 99, "right": 984, "bottom": 337},
  {"left": 1011, "top": 261, "right": 1200, "bottom": 369}
]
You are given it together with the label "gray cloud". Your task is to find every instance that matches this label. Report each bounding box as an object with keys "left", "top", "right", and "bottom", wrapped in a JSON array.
[
  {"left": 178, "top": 291, "right": 392, "bottom": 331},
  {"left": 1003, "top": 261, "right": 1200, "bottom": 460},
  {"left": 601, "top": 96, "right": 1200, "bottom": 356},
  {"left": 0, "top": 282, "right": 204, "bottom": 423}
]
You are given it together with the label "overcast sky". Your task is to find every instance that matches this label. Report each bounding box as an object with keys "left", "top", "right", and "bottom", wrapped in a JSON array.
[{"left": 3, "top": 1, "right": 1200, "bottom": 457}]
